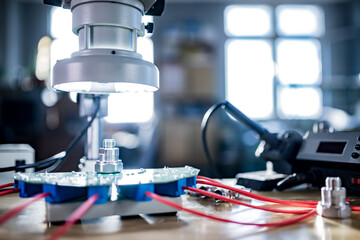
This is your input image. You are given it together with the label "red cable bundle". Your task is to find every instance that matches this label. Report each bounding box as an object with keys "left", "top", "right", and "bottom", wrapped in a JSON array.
[
  {"left": 0, "top": 188, "right": 20, "bottom": 197},
  {"left": 145, "top": 191, "right": 316, "bottom": 227},
  {"left": 0, "top": 183, "right": 14, "bottom": 189},
  {"left": 183, "top": 186, "right": 311, "bottom": 214},
  {"left": 196, "top": 176, "right": 317, "bottom": 208},
  {"left": 197, "top": 176, "right": 360, "bottom": 211}
]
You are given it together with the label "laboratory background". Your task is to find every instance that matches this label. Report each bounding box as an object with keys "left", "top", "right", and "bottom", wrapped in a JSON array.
[{"left": 0, "top": 0, "right": 359, "bottom": 178}]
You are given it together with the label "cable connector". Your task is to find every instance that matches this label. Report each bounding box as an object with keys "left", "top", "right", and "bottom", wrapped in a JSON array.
[{"left": 317, "top": 177, "right": 351, "bottom": 219}]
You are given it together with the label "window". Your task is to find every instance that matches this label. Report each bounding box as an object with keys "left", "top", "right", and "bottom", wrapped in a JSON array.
[
  {"left": 225, "top": 5, "right": 273, "bottom": 37},
  {"left": 50, "top": 8, "right": 154, "bottom": 123},
  {"left": 226, "top": 39, "right": 274, "bottom": 119},
  {"left": 225, "top": 5, "right": 325, "bottom": 119},
  {"left": 276, "top": 5, "right": 325, "bottom": 37}
]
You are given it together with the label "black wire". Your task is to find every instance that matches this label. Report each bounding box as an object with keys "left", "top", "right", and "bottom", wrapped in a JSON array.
[
  {"left": 0, "top": 97, "right": 101, "bottom": 173},
  {"left": 201, "top": 102, "right": 226, "bottom": 179},
  {"left": 47, "top": 96, "right": 100, "bottom": 172}
]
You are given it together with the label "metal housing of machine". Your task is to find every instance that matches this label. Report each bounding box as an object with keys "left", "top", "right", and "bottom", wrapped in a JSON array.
[{"left": 51, "top": 0, "right": 159, "bottom": 94}]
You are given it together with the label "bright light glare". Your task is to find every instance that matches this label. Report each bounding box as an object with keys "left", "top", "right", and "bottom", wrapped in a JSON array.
[
  {"left": 323, "top": 107, "right": 350, "bottom": 130},
  {"left": 111, "top": 131, "right": 140, "bottom": 149},
  {"left": 226, "top": 40, "right": 274, "bottom": 119},
  {"left": 51, "top": 8, "right": 74, "bottom": 38},
  {"left": 41, "top": 88, "right": 58, "bottom": 107},
  {"left": 276, "top": 5, "right": 325, "bottom": 37},
  {"left": 68, "top": 92, "right": 78, "bottom": 103},
  {"left": 277, "top": 87, "right": 322, "bottom": 119},
  {"left": 225, "top": 5, "right": 272, "bottom": 37},
  {"left": 137, "top": 38, "right": 154, "bottom": 63},
  {"left": 277, "top": 39, "right": 321, "bottom": 85},
  {"left": 50, "top": 38, "right": 78, "bottom": 63},
  {"left": 105, "top": 93, "right": 154, "bottom": 123},
  {"left": 35, "top": 36, "right": 52, "bottom": 80},
  {"left": 50, "top": 8, "right": 78, "bottom": 87}
]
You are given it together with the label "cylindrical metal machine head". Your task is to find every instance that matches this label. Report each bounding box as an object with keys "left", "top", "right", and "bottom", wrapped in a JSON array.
[{"left": 50, "top": 0, "right": 160, "bottom": 94}]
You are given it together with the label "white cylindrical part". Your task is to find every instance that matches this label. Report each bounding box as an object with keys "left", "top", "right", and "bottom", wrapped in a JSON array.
[
  {"left": 71, "top": 0, "right": 144, "bottom": 32},
  {"left": 71, "top": 0, "right": 144, "bottom": 52},
  {"left": 52, "top": 0, "right": 159, "bottom": 94}
]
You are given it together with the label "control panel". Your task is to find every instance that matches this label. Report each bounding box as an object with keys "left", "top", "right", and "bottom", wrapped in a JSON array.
[{"left": 296, "top": 131, "right": 360, "bottom": 165}]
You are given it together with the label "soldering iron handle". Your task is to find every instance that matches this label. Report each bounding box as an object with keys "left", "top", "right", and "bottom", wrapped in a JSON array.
[{"left": 223, "top": 101, "right": 280, "bottom": 147}]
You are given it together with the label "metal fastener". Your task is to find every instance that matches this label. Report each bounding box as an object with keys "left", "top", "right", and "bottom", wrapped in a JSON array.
[
  {"left": 95, "top": 139, "right": 123, "bottom": 174},
  {"left": 317, "top": 177, "right": 351, "bottom": 218}
]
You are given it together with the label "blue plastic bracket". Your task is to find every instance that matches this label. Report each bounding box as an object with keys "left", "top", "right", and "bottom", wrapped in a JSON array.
[
  {"left": 17, "top": 181, "right": 43, "bottom": 198},
  {"left": 120, "top": 184, "right": 154, "bottom": 201},
  {"left": 43, "top": 184, "right": 87, "bottom": 203},
  {"left": 88, "top": 186, "right": 110, "bottom": 204}
]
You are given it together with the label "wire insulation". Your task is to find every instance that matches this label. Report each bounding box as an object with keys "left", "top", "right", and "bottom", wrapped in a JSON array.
[
  {"left": 0, "top": 183, "right": 14, "bottom": 189},
  {"left": 145, "top": 191, "right": 317, "bottom": 227},
  {"left": 0, "top": 97, "right": 100, "bottom": 173},
  {"left": 183, "top": 186, "right": 311, "bottom": 214},
  {"left": 196, "top": 178, "right": 316, "bottom": 208},
  {"left": 197, "top": 176, "right": 319, "bottom": 205},
  {"left": 197, "top": 176, "right": 360, "bottom": 211},
  {"left": 0, "top": 192, "right": 50, "bottom": 226},
  {"left": 0, "top": 188, "right": 20, "bottom": 197},
  {"left": 47, "top": 194, "right": 99, "bottom": 240},
  {"left": 201, "top": 102, "right": 226, "bottom": 178}
]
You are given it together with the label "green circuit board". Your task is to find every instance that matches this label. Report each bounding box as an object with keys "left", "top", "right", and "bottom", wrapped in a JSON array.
[{"left": 14, "top": 166, "right": 200, "bottom": 187}]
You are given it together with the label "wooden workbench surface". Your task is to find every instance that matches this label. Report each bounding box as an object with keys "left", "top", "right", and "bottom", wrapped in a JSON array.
[{"left": 1, "top": 183, "right": 360, "bottom": 240}]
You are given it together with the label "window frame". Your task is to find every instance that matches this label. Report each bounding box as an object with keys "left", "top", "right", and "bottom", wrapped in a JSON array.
[{"left": 224, "top": 4, "right": 325, "bottom": 120}]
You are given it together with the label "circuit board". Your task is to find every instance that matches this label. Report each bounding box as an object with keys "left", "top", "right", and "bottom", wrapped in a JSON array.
[
  {"left": 14, "top": 166, "right": 200, "bottom": 187},
  {"left": 14, "top": 166, "right": 200, "bottom": 205}
]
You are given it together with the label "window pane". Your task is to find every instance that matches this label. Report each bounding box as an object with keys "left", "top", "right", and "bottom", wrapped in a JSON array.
[
  {"left": 276, "top": 39, "right": 321, "bottom": 85},
  {"left": 226, "top": 40, "right": 274, "bottom": 119},
  {"left": 276, "top": 5, "right": 325, "bottom": 37},
  {"left": 225, "top": 5, "right": 272, "bottom": 37},
  {"left": 277, "top": 87, "right": 322, "bottom": 119}
]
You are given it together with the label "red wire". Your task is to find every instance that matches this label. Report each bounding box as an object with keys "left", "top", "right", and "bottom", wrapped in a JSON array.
[
  {"left": 196, "top": 179, "right": 316, "bottom": 208},
  {"left": 0, "top": 192, "right": 50, "bottom": 226},
  {"left": 183, "top": 186, "right": 311, "bottom": 214},
  {"left": 145, "top": 191, "right": 317, "bottom": 227},
  {"left": 197, "top": 176, "right": 319, "bottom": 205},
  {"left": 197, "top": 176, "right": 219, "bottom": 183},
  {"left": 0, "top": 188, "right": 20, "bottom": 197},
  {"left": 47, "top": 194, "right": 99, "bottom": 240},
  {"left": 197, "top": 176, "right": 360, "bottom": 211},
  {"left": 0, "top": 183, "right": 14, "bottom": 189}
]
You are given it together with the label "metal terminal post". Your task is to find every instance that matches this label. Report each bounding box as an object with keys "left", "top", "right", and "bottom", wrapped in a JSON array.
[
  {"left": 95, "top": 139, "right": 123, "bottom": 174},
  {"left": 317, "top": 177, "right": 351, "bottom": 218}
]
